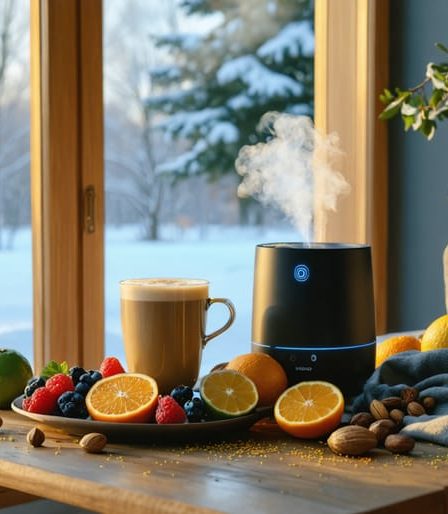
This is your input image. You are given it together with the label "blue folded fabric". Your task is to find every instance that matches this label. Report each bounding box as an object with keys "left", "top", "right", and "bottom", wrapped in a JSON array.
[{"left": 352, "top": 349, "right": 448, "bottom": 445}]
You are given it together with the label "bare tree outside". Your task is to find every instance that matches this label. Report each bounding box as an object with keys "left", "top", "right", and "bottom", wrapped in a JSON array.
[{"left": 0, "top": 0, "right": 29, "bottom": 250}]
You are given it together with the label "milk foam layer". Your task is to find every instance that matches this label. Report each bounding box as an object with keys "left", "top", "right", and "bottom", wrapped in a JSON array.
[{"left": 120, "top": 278, "right": 209, "bottom": 302}]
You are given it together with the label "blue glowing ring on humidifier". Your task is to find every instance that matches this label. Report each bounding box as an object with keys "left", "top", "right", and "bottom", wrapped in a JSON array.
[{"left": 294, "top": 264, "right": 310, "bottom": 282}]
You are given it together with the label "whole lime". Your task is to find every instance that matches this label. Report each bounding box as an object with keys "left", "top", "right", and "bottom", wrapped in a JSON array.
[{"left": 0, "top": 349, "right": 33, "bottom": 409}]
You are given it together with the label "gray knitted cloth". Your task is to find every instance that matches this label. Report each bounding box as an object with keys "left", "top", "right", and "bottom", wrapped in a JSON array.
[{"left": 352, "top": 349, "right": 448, "bottom": 445}]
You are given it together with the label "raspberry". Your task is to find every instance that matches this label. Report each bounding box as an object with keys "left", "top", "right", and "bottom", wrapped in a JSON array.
[
  {"left": 45, "top": 373, "right": 74, "bottom": 398},
  {"left": 100, "top": 357, "right": 125, "bottom": 378},
  {"left": 22, "top": 397, "right": 32, "bottom": 411},
  {"left": 28, "top": 387, "right": 57, "bottom": 414},
  {"left": 155, "top": 395, "right": 187, "bottom": 424}
]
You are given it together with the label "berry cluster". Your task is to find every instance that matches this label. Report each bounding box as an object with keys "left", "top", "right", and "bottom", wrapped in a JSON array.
[
  {"left": 154, "top": 385, "right": 207, "bottom": 424},
  {"left": 21, "top": 356, "right": 125, "bottom": 418}
]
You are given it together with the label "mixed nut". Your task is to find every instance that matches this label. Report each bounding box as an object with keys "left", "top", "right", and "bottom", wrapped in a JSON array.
[{"left": 328, "top": 387, "right": 436, "bottom": 457}]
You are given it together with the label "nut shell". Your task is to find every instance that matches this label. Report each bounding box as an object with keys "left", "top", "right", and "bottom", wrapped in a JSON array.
[
  {"left": 381, "top": 397, "right": 402, "bottom": 411},
  {"left": 370, "top": 399, "right": 389, "bottom": 420},
  {"left": 369, "top": 419, "right": 396, "bottom": 443},
  {"left": 79, "top": 432, "right": 107, "bottom": 454},
  {"left": 26, "top": 427, "right": 45, "bottom": 448},
  {"left": 384, "top": 434, "right": 415, "bottom": 454},
  {"left": 327, "top": 425, "right": 378, "bottom": 456},
  {"left": 350, "top": 412, "right": 375, "bottom": 428},
  {"left": 0, "top": 416, "right": 3, "bottom": 428},
  {"left": 407, "top": 401, "right": 426, "bottom": 417}
]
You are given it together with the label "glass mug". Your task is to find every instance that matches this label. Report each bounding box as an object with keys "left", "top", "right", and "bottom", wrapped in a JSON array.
[{"left": 120, "top": 278, "right": 235, "bottom": 393}]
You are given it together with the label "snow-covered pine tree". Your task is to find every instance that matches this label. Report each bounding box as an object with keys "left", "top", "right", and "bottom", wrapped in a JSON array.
[{"left": 148, "top": 0, "right": 314, "bottom": 184}]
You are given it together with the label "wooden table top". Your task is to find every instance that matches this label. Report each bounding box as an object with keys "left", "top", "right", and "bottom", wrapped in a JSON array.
[{"left": 1, "top": 410, "right": 448, "bottom": 514}]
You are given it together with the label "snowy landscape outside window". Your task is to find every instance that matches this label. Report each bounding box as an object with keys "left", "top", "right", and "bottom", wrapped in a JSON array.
[
  {"left": 0, "top": 1, "right": 32, "bottom": 361},
  {"left": 104, "top": 0, "right": 314, "bottom": 372}
]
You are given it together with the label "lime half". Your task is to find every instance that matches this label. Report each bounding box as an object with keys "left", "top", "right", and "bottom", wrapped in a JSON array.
[{"left": 200, "top": 369, "right": 258, "bottom": 419}]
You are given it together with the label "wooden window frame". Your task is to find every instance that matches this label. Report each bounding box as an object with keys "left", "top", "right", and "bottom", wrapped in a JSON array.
[
  {"left": 30, "top": 0, "right": 104, "bottom": 371},
  {"left": 29, "top": 0, "right": 388, "bottom": 371}
]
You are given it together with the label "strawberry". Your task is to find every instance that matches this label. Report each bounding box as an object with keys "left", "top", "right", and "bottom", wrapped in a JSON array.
[
  {"left": 155, "top": 395, "right": 187, "bottom": 424},
  {"left": 45, "top": 373, "right": 74, "bottom": 398},
  {"left": 28, "top": 387, "right": 57, "bottom": 414},
  {"left": 100, "top": 357, "right": 125, "bottom": 378}
]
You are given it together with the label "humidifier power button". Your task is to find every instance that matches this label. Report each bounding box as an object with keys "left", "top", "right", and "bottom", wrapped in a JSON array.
[{"left": 294, "top": 264, "right": 310, "bottom": 282}]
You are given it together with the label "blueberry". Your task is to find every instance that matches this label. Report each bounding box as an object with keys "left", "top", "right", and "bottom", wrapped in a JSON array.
[
  {"left": 170, "top": 385, "right": 194, "bottom": 407},
  {"left": 184, "top": 397, "right": 205, "bottom": 422},
  {"left": 75, "top": 382, "right": 91, "bottom": 397},
  {"left": 89, "top": 371, "right": 102, "bottom": 384},
  {"left": 57, "top": 391, "right": 88, "bottom": 419},
  {"left": 78, "top": 373, "right": 94, "bottom": 386},
  {"left": 24, "top": 377, "right": 46, "bottom": 398},
  {"left": 69, "top": 366, "right": 87, "bottom": 385}
]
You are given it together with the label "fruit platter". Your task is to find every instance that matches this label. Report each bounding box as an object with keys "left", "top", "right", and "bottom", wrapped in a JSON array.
[{"left": 10, "top": 355, "right": 278, "bottom": 442}]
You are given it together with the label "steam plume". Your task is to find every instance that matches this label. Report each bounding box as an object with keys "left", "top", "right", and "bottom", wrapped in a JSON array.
[{"left": 235, "top": 112, "right": 350, "bottom": 241}]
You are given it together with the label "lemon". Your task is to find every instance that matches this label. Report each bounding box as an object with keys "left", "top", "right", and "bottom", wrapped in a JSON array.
[
  {"left": 0, "top": 349, "right": 33, "bottom": 408},
  {"left": 200, "top": 370, "right": 258, "bottom": 419},
  {"left": 421, "top": 314, "right": 448, "bottom": 352}
]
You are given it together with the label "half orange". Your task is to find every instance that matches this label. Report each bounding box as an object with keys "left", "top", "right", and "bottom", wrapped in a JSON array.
[
  {"left": 274, "top": 381, "right": 344, "bottom": 439},
  {"left": 86, "top": 373, "right": 158, "bottom": 423}
]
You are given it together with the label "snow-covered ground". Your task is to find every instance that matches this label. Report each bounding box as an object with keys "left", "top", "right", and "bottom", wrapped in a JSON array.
[{"left": 0, "top": 224, "right": 297, "bottom": 374}]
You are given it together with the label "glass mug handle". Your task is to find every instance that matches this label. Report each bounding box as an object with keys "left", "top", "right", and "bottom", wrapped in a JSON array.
[{"left": 203, "top": 298, "right": 236, "bottom": 346}]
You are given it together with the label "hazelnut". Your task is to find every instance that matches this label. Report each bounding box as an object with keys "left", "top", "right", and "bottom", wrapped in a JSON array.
[
  {"left": 350, "top": 412, "right": 375, "bottom": 428},
  {"left": 422, "top": 396, "right": 436, "bottom": 412},
  {"left": 400, "top": 387, "right": 419, "bottom": 405},
  {"left": 389, "top": 409, "right": 405, "bottom": 425},
  {"left": 384, "top": 434, "right": 415, "bottom": 454},
  {"left": 0, "top": 416, "right": 3, "bottom": 428},
  {"left": 79, "top": 432, "right": 107, "bottom": 454},
  {"left": 369, "top": 419, "right": 396, "bottom": 444},
  {"left": 407, "top": 401, "right": 426, "bottom": 417},
  {"left": 381, "top": 397, "right": 403, "bottom": 411},
  {"left": 26, "top": 427, "right": 45, "bottom": 448},
  {"left": 369, "top": 399, "right": 389, "bottom": 420}
]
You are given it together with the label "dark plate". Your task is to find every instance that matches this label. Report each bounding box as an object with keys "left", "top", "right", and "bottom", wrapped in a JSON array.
[{"left": 11, "top": 396, "right": 272, "bottom": 443}]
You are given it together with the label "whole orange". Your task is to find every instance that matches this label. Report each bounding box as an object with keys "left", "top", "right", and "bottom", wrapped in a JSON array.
[
  {"left": 226, "top": 353, "right": 288, "bottom": 406},
  {"left": 375, "top": 335, "right": 421, "bottom": 367}
]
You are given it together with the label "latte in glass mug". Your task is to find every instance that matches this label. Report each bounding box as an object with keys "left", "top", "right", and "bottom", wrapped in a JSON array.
[{"left": 120, "top": 278, "right": 235, "bottom": 394}]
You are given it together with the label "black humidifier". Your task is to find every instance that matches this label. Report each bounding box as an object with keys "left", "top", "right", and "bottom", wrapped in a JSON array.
[{"left": 251, "top": 243, "right": 376, "bottom": 397}]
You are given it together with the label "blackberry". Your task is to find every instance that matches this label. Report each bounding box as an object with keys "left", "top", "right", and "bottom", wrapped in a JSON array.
[
  {"left": 57, "top": 391, "right": 88, "bottom": 419},
  {"left": 170, "top": 385, "right": 194, "bottom": 407},
  {"left": 69, "top": 366, "right": 87, "bottom": 385},
  {"left": 184, "top": 397, "right": 205, "bottom": 422},
  {"left": 24, "top": 377, "right": 46, "bottom": 398}
]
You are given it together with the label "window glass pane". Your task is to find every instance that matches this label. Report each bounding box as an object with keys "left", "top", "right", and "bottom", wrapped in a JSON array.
[
  {"left": 104, "top": 0, "right": 314, "bottom": 374},
  {"left": 0, "top": 1, "right": 32, "bottom": 362}
]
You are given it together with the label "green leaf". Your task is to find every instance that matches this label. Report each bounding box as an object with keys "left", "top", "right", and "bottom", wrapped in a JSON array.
[
  {"left": 379, "top": 95, "right": 409, "bottom": 120},
  {"left": 429, "top": 89, "right": 444, "bottom": 107},
  {"left": 402, "top": 115, "right": 415, "bottom": 131},
  {"left": 379, "top": 88, "right": 394, "bottom": 105},
  {"left": 436, "top": 42, "right": 448, "bottom": 54},
  {"left": 419, "top": 119, "right": 436, "bottom": 140},
  {"left": 41, "top": 360, "right": 70, "bottom": 379}
]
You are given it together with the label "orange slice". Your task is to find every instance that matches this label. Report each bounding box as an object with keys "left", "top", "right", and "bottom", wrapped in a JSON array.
[
  {"left": 86, "top": 373, "right": 158, "bottom": 423},
  {"left": 274, "top": 381, "right": 344, "bottom": 439}
]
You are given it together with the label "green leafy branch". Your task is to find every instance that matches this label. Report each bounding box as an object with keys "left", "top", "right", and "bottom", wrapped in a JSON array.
[{"left": 379, "top": 43, "right": 448, "bottom": 140}]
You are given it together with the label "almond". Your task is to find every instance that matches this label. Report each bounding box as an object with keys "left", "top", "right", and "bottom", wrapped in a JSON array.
[
  {"left": 400, "top": 387, "right": 419, "bottom": 405},
  {"left": 79, "top": 433, "right": 107, "bottom": 454},
  {"left": 327, "top": 425, "right": 378, "bottom": 456},
  {"left": 384, "top": 434, "right": 415, "bottom": 454},
  {"left": 369, "top": 419, "right": 396, "bottom": 444},
  {"left": 381, "top": 397, "right": 402, "bottom": 411},
  {"left": 389, "top": 409, "right": 405, "bottom": 425},
  {"left": 370, "top": 399, "right": 389, "bottom": 420},
  {"left": 350, "top": 412, "right": 375, "bottom": 428},
  {"left": 26, "top": 427, "right": 45, "bottom": 448},
  {"left": 422, "top": 396, "right": 436, "bottom": 412},
  {"left": 407, "top": 401, "right": 426, "bottom": 416}
]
